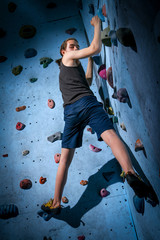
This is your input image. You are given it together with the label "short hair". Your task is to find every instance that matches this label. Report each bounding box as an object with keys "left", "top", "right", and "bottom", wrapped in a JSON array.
[{"left": 60, "top": 38, "right": 78, "bottom": 56}]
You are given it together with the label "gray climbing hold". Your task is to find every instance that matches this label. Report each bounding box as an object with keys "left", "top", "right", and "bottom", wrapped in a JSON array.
[{"left": 47, "top": 131, "right": 62, "bottom": 143}]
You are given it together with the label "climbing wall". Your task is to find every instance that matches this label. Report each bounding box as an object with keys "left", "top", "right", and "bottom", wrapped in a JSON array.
[{"left": 0, "top": 0, "right": 159, "bottom": 240}]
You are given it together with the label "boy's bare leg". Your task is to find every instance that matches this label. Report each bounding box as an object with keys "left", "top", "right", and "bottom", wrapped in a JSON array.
[
  {"left": 101, "top": 129, "right": 135, "bottom": 174},
  {"left": 52, "top": 148, "right": 75, "bottom": 208}
]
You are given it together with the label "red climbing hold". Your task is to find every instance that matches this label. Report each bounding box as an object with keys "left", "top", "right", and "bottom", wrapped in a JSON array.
[
  {"left": 135, "top": 139, "right": 144, "bottom": 152},
  {"left": 100, "top": 188, "right": 110, "bottom": 197},
  {"left": 48, "top": 99, "right": 55, "bottom": 109},
  {"left": 39, "top": 176, "right": 47, "bottom": 184},
  {"left": 16, "top": 122, "right": 25, "bottom": 130},
  {"left": 20, "top": 179, "right": 32, "bottom": 189},
  {"left": 2, "top": 154, "right": 8, "bottom": 157},
  {"left": 89, "top": 144, "right": 102, "bottom": 152},
  {"left": 77, "top": 236, "right": 85, "bottom": 240},
  {"left": 65, "top": 28, "right": 77, "bottom": 35},
  {"left": 54, "top": 153, "right": 61, "bottom": 163},
  {"left": 62, "top": 196, "right": 69, "bottom": 203}
]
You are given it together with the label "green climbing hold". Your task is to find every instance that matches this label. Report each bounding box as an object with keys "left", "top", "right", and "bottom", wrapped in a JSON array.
[
  {"left": 30, "top": 78, "right": 38, "bottom": 83},
  {"left": 111, "top": 116, "right": 118, "bottom": 123},
  {"left": 40, "top": 57, "right": 53, "bottom": 68},
  {"left": 12, "top": 65, "right": 23, "bottom": 76}
]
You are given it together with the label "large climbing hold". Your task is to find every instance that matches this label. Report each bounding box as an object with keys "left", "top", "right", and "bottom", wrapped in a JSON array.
[
  {"left": 19, "top": 25, "right": 36, "bottom": 39},
  {"left": 116, "top": 28, "right": 137, "bottom": 52},
  {"left": 0, "top": 204, "right": 19, "bottom": 219},
  {"left": 101, "top": 27, "right": 111, "bottom": 47}
]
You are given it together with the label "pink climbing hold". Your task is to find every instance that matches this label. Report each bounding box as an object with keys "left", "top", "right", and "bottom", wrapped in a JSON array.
[
  {"left": 100, "top": 188, "right": 110, "bottom": 197},
  {"left": 89, "top": 144, "right": 102, "bottom": 152},
  {"left": 98, "top": 64, "right": 107, "bottom": 80},
  {"left": 48, "top": 99, "right": 55, "bottom": 109},
  {"left": 54, "top": 153, "right": 61, "bottom": 163},
  {"left": 106, "top": 67, "right": 114, "bottom": 88}
]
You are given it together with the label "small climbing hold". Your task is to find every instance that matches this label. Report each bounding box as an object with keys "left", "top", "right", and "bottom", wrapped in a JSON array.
[
  {"left": 103, "top": 171, "right": 115, "bottom": 182},
  {"left": 116, "top": 28, "right": 137, "bottom": 52},
  {"left": 2, "top": 154, "right": 8, "bottom": 157},
  {"left": 101, "top": 27, "right": 111, "bottom": 47},
  {"left": 97, "top": 8, "right": 105, "bottom": 22},
  {"left": 8, "top": 2, "right": 17, "bottom": 12},
  {"left": 77, "top": 236, "right": 85, "bottom": 240},
  {"left": 46, "top": 2, "right": 57, "bottom": 8},
  {"left": 12, "top": 65, "right": 23, "bottom": 76},
  {"left": 0, "top": 28, "right": 6, "bottom": 38},
  {"left": 54, "top": 153, "right": 61, "bottom": 163},
  {"left": 100, "top": 188, "right": 110, "bottom": 197},
  {"left": 0, "top": 56, "right": 7, "bottom": 63},
  {"left": 62, "top": 196, "right": 69, "bottom": 203},
  {"left": 88, "top": 4, "right": 94, "bottom": 15},
  {"left": 87, "top": 127, "right": 95, "bottom": 134},
  {"left": 92, "top": 54, "right": 101, "bottom": 65},
  {"left": 80, "top": 180, "right": 88, "bottom": 186},
  {"left": 20, "top": 179, "right": 32, "bottom": 189},
  {"left": 135, "top": 139, "right": 144, "bottom": 152},
  {"left": 0, "top": 204, "right": 19, "bottom": 219},
  {"left": 24, "top": 48, "right": 37, "bottom": 58},
  {"left": 98, "top": 64, "right": 107, "bottom": 80},
  {"left": 89, "top": 144, "right": 102, "bottom": 152},
  {"left": 109, "top": 30, "right": 118, "bottom": 46},
  {"left": 39, "top": 176, "right": 47, "bottom": 184},
  {"left": 111, "top": 116, "right": 118, "bottom": 123},
  {"left": 106, "top": 66, "right": 114, "bottom": 88},
  {"left": 48, "top": 99, "right": 55, "bottom": 109},
  {"left": 120, "top": 122, "right": 127, "bottom": 131},
  {"left": 16, "top": 105, "right": 26, "bottom": 112},
  {"left": 102, "top": 4, "right": 107, "bottom": 17},
  {"left": 30, "top": 78, "right": 38, "bottom": 83},
  {"left": 47, "top": 131, "right": 62, "bottom": 143},
  {"left": 40, "top": 57, "right": 53, "bottom": 68},
  {"left": 19, "top": 25, "right": 36, "bottom": 39},
  {"left": 22, "top": 150, "right": 29, "bottom": 156},
  {"left": 113, "top": 88, "right": 131, "bottom": 107},
  {"left": 107, "top": 107, "right": 114, "bottom": 115},
  {"left": 65, "top": 28, "right": 77, "bottom": 35},
  {"left": 16, "top": 122, "right": 25, "bottom": 130},
  {"left": 133, "top": 195, "right": 145, "bottom": 215}
]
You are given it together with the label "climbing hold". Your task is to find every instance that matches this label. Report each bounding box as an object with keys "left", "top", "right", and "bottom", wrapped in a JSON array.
[
  {"left": 65, "top": 28, "right": 77, "bottom": 35},
  {"left": 109, "top": 30, "right": 118, "bottom": 46},
  {"left": 39, "top": 176, "right": 47, "bottom": 184},
  {"left": 30, "top": 78, "right": 38, "bottom": 83},
  {"left": 40, "top": 57, "right": 53, "bottom": 68},
  {"left": 116, "top": 28, "right": 137, "bottom": 52},
  {"left": 103, "top": 171, "right": 115, "bottom": 182},
  {"left": 16, "top": 105, "right": 26, "bottom": 112},
  {"left": 135, "top": 139, "right": 144, "bottom": 152},
  {"left": 0, "top": 28, "right": 6, "bottom": 38},
  {"left": 106, "top": 66, "right": 114, "bottom": 88},
  {"left": 20, "top": 179, "right": 32, "bottom": 189},
  {"left": 16, "top": 122, "right": 25, "bottom": 130},
  {"left": 101, "top": 27, "right": 111, "bottom": 47},
  {"left": 92, "top": 54, "right": 101, "bottom": 65},
  {"left": 120, "top": 122, "right": 127, "bottom": 131},
  {"left": 54, "top": 153, "right": 61, "bottom": 163},
  {"left": 98, "top": 64, "right": 107, "bottom": 80},
  {"left": 19, "top": 25, "right": 36, "bottom": 39},
  {"left": 0, "top": 204, "right": 19, "bottom": 219},
  {"left": 46, "top": 2, "right": 57, "bottom": 8},
  {"left": 102, "top": 4, "right": 107, "bottom": 17},
  {"left": 111, "top": 116, "right": 118, "bottom": 123},
  {"left": 48, "top": 99, "right": 55, "bottom": 109},
  {"left": 22, "top": 150, "right": 29, "bottom": 156},
  {"left": 89, "top": 144, "right": 102, "bottom": 152},
  {"left": 133, "top": 195, "right": 145, "bottom": 215},
  {"left": 24, "top": 48, "right": 37, "bottom": 58},
  {"left": 2, "top": 154, "right": 8, "bottom": 157},
  {"left": 12, "top": 65, "right": 23, "bottom": 76},
  {"left": 80, "top": 180, "right": 88, "bottom": 186},
  {"left": 113, "top": 88, "right": 131, "bottom": 106},
  {"left": 8, "top": 2, "right": 17, "bottom": 12},
  {"left": 107, "top": 107, "right": 114, "bottom": 115},
  {"left": 62, "top": 196, "right": 69, "bottom": 203},
  {"left": 100, "top": 188, "right": 110, "bottom": 197},
  {"left": 77, "top": 236, "right": 85, "bottom": 240},
  {"left": 47, "top": 131, "right": 62, "bottom": 143},
  {"left": 97, "top": 8, "right": 105, "bottom": 22},
  {"left": 88, "top": 4, "right": 94, "bottom": 15},
  {"left": 87, "top": 127, "right": 95, "bottom": 134},
  {"left": 0, "top": 56, "right": 7, "bottom": 63}
]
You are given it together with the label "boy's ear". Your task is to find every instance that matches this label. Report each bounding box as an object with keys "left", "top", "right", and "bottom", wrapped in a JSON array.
[{"left": 61, "top": 49, "right": 65, "bottom": 56}]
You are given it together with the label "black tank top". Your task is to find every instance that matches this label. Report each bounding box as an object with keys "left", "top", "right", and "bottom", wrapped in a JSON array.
[{"left": 59, "top": 62, "right": 94, "bottom": 107}]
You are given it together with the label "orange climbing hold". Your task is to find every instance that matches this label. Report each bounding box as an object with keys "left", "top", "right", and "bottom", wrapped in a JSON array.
[
  {"left": 48, "top": 99, "right": 55, "bottom": 109},
  {"left": 80, "top": 180, "right": 88, "bottom": 186},
  {"left": 62, "top": 196, "right": 69, "bottom": 203},
  {"left": 16, "top": 106, "right": 26, "bottom": 112},
  {"left": 54, "top": 153, "right": 61, "bottom": 163},
  {"left": 135, "top": 139, "right": 144, "bottom": 152},
  {"left": 39, "top": 176, "right": 47, "bottom": 184}
]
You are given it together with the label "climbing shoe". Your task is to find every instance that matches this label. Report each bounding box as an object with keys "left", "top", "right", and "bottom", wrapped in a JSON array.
[
  {"left": 41, "top": 199, "right": 61, "bottom": 214},
  {"left": 124, "top": 171, "right": 159, "bottom": 206}
]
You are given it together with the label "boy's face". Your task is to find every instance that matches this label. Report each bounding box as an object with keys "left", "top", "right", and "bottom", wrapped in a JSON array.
[{"left": 62, "top": 40, "right": 79, "bottom": 55}]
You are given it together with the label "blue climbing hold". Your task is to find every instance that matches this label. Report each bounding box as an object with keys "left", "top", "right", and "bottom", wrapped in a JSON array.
[
  {"left": 97, "top": 8, "right": 105, "bottom": 22},
  {"left": 133, "top": 195, "right": 145, "bottom": 215},
  {"left": 0, "top": 204, "right": 19, "bottom": 219},
  {"left": 24, "top": 48, "right": 37, "bottom": 58}
]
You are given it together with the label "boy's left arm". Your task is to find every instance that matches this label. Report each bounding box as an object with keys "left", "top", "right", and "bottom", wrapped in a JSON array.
[{"left": 86, "top": 57, "right": 93, "bottom": 86}]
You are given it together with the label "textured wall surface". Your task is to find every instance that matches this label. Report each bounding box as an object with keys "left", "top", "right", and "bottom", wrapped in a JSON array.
[{"left": 0, "top": 0, "right": 159, "bottom": 239}]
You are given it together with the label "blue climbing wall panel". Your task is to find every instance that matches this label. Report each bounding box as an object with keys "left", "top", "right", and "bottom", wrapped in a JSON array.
[{"left": 0, "top": 0, "right": 160, "bottom": 239}]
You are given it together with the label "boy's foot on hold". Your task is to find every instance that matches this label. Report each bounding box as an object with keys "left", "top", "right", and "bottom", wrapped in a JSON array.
[
  {"left": 41, "top": 199, "right": 61, "bottom": 214},
  {"left": 124, "top": 172, "right": 159, "bottom": 206}
]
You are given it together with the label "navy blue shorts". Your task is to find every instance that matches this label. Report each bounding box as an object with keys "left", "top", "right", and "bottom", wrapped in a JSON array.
[{"left": 62, "top": 95, "right": 114, "bottom": 148}]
